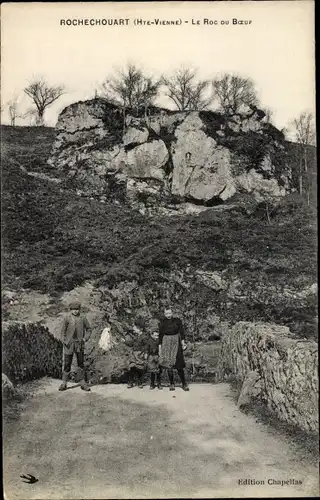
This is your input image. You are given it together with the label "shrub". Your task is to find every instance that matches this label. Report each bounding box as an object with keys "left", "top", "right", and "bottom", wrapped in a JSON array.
[{"left": 2, "top": 322, "right": 63, "bottom": 383}]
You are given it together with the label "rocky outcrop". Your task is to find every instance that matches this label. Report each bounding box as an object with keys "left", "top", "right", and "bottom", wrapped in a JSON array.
[
  {"left": 2, "top": 373, "right": 16, "bottom": 400},
  {"left": 91, "top": 340, "right": 222, "bottom": 384},
  {"left": 171, "top": 113, "right": 235, "bottom": 202},
  {"left": 123, "top": 126, "right": 149, "bottom": 146},
  {"left": 126, "top": 139, "right": 169, "bottom": 180},
  {"left": 217, "top": 322, "right": 318, "bottom": 433},
  {"left": 237, "top": 370, "right": 263, "bottom": 409},
  {"left": 48, "top": 99, "right": 292, "bottom": 211}
]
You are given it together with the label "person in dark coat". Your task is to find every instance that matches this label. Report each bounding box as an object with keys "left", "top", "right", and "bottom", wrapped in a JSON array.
[
  {"left": 59, "top": 300, "right": 91, "bottom": 392},
  {"left": 125, "top": 331, "right": 147, "bottom": 389},
  {"left": 158, "top": 307, "right": 189, "bottom": 391}
]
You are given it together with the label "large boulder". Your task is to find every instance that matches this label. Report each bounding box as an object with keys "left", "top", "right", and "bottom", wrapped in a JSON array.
[
  {"left": 90, "top": 340, "right": 221, "bottom": 384},
  {"left": 123, "top": 126, "right": 149, "bottom": 146},
  {"left": 47, "top": 99, "right": 292, "bottom": 209},
  {"left": 236, "top": 168, "right": 287, "bottom": 201},
  {"left": 2, "top": 373, "right": 16, "bottom": 400},
  {"left": 171, "top": 113, "right": 235, "bottom": 202},
  {"left": 126, "top": 139, "right": 169, "bottom": 181}
]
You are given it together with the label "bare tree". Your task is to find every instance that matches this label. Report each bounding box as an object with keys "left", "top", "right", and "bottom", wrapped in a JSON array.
[
  {"left": 261, "top": 107, "right": 274, "bottom": 124},
  {"left": 7, "top": 96, "right": 22, "bottom": 126},
  {"left": 22, "top": 108, "right": 41, "bottom": 126},
  {"left": 161, "top": 67, "right": 212, "bottom": 111},
  {"left": 212, "top": 73, "right": 259, "bottom": 115},
  {"left": 24, "top": 78, "right": 65, "bottom": 126},
  {"left": 292, "top": 111, "right": 316, "bottom": 147},
  {"left": 101, "top": 63, "right": 160, "bottom": 126},
  {"left": 291, "top": 111, "right": 316, "bottom": 203}
]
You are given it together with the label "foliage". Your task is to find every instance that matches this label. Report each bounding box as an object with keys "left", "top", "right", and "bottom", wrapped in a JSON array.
[
  {"left": 212, "top": 73, "right": 259, "bottom": 115},
  {"left": 161, "top": 67, "right": 212, "bottom": 111},
  {"left": 101, "top": 63, "right": 160, "bottom": 112},
  {"left": 2, "top": 323, "right": 63, "bottom": 383},
  {"left": 291, "top": 112, "right": 316, "bottom": 147},
  {"left": 286, "top": 112, "right": 316, "bottom": 203}
]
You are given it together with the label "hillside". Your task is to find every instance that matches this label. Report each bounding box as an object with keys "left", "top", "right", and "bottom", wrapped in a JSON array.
[{"left": 1, "top": 124, "right": 317, "bottom": 349}]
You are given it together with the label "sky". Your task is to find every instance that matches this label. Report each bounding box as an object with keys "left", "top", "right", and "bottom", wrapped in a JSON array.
[{"left": 1, "top": 1, "right": 315, "bottom": 135}]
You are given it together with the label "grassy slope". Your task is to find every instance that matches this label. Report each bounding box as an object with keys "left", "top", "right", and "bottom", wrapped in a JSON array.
[{"left": 1, "top": 125, "right": 317, "bottom": 339}]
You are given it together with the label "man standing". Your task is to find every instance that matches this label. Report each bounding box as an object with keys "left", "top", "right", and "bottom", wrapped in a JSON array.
[
  {"left": 59, "top": 301, "right": 91, "bottom": 392},
  {"left": 158, "top": 307, "right": 189, "bottom": 391}
]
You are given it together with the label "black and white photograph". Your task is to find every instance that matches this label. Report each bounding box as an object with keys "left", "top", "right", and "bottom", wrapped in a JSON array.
[{"left": 1, "top": 1, "right": 318, "bottom": 498}]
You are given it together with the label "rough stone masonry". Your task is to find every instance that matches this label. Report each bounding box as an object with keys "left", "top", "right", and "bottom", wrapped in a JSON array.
[{"left": 218, "top": 321, "right": 318, "bottom": 433}]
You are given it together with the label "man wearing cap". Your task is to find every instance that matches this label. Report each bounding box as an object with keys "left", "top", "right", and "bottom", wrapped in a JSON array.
[{"left": 59, "top": 300, "right": 91, "bottom": 392}]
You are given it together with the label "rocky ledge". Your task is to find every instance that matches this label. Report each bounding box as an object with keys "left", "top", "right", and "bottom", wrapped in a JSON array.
[{"left": 48, "top": 99, "right": 293, "bottom": 212}]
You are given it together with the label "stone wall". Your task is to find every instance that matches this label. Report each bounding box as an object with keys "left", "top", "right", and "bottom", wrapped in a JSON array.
[
  {"left": 217, "top": 322, "right": 318, "bottom": 433},
  {"left": 2, "top": 321, "right": 63, "bottom": 383}
]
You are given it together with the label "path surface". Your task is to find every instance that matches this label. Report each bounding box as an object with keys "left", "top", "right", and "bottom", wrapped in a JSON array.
[{"left": 3, "top": 379, "right": 319, "bottom": 499}]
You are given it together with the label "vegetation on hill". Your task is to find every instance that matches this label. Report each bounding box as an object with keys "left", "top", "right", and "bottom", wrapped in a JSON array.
[{"left": 1, "top": 125, "right": 317, "bottom": 340}]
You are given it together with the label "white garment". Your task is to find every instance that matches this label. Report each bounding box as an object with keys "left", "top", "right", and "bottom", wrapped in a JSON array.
[{"left": 99, "top": 326, "right": 114, "bottom": 351}]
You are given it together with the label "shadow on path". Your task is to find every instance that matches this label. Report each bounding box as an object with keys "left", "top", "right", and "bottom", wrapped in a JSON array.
[{"left": 3, "top": 380, "right": 319, "bottom": 499}]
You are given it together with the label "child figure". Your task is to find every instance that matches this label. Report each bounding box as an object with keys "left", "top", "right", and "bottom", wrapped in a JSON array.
[
  {"left": 125, "top": 332, "right": 146, "bottom": 389},
  {"left": 146, "top": 331, "right": 162, "bottom": 390},
  {"left": 127, "top": 350, "right": 146, "bottom": 388}
]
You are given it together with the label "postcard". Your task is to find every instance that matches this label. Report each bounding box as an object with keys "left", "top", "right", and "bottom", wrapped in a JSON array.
[{"left": 1, "top": 1, "right": 318, "bottom": 499}]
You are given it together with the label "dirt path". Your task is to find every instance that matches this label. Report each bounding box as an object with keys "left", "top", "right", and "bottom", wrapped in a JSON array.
[{"left": 3, "top": 379, "right": 318, "bottom": 499}]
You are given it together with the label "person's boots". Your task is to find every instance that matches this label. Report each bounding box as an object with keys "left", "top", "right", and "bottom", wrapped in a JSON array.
[
  {"left": 178, "top": 369, "right": 190, "bottom": 391},
  {"left": 79, "top": 369, "right": 91, "bottom": 392},
  {"left": 156, "top": 371, "right": 163, "bottom": 390},
  {"left": 59, "top": 371, "right": 69, "bottom": 391},
  {"left": 150, "top": 373, "right": 156, "bottom": 390},
  {"left": 168, "top": 370, "right": 175, "bottom": 391},
  {"left": 80, "top": 381, "right": 91, "bottom": 391},
  {"left": 80, "top": 380, "right": 91, "bottom": 392}
]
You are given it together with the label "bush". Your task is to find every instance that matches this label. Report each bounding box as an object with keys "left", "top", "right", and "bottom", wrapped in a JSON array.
[{"left": 2, "top": 322, "right": 63, "bottom": 383}]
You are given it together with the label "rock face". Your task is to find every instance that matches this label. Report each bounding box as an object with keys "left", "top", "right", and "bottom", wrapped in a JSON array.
[
  {"left": 171, "top": 113, "right": 235, "bottom": 202},
  {"left": 2, "top": 373, "right": 15, "bottom": 400},
  {"left": 217, "top": 321, "right": 318, "bottom": 433},
  {"left": 237, "top": 370, "right": 263, "bottom": 409},
  {"left": 48, "top": 99, "right": 292, "bottom": 211},
  {"left": 126, "top": 140, "right": 169, "bottom": 180}
]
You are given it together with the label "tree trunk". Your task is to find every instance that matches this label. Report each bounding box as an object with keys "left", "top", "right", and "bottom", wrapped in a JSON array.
[
  {"left": 37, "top": 110, "right": 45, "bottom": 126},
  {"left": 307, "top": 189, "right": 310, "bottom": 207},
  {"left": 144, "top": 105, "right": 148, "bottom": 125},
  {"left": 122, "top": 106, "right": 126, "bottom": 133},
  {"left": 304, "top": 147, "right": 308, "bottom": 172},
  {"left": 298, "top": 156, "right": 303, "bottom": 195},
  {"left": 298, "top": 174, "right": 303, "bottom": 196}
]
